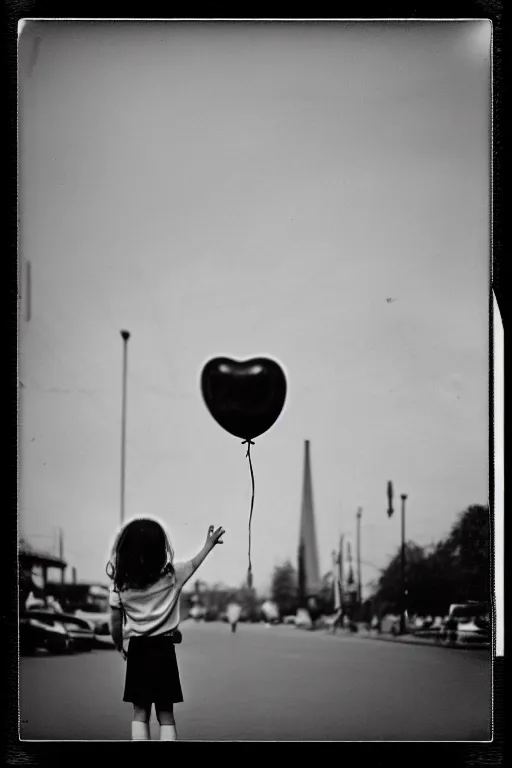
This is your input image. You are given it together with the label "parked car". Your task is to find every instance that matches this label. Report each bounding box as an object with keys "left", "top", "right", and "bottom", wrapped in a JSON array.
[
  {"left": 456, "top": 616, "right": 491, "bottom": 645},
  {"left": 74, "top": 607, "right": 115, "bottom": 648},
  {"left": 45, "top": 581, "right": 115, "bottom": 648},
  {"left": 20, "top": 610, "right": 95, "bottom": 654},
  {"left": 438, "top": 603, "right": 490, "bottom": 647},
  {"left": 58, "top": 613, "right": 95, "bottom": 651},
  {"left": 20, "top": 613, "right": 72, "bottom": 655},
  {"left": 45, "top": 582, "right": 109, "bottom": 614},
  {"left": 407, "top": 615, "right": 441, "bottom": 638}
]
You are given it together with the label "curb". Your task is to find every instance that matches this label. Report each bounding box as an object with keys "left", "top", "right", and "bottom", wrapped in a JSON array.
[
  {"left": 273, "top": 623, "right": 489, "bottom": 652},
  {"left": 350, "top": 632, "right": 490, "bottom": 651}
]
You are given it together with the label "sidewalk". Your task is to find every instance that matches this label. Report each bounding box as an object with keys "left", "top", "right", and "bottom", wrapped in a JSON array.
[{"left": 340, "top": 627, "right": 490, "bottom": 651}]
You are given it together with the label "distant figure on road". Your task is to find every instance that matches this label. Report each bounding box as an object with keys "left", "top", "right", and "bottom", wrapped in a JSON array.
[
  {"left": 107, "top": 517, "right": 225, "bottom": 741},
  {"left": 261, "top": 600, "right": 278, "bottom": 627},
  {"left": 226, "top": 601, "right": 242, "bottom": 633}
]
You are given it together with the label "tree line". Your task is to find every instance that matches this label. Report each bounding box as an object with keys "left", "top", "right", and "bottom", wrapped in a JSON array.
[
  {"left": 370, "top": 504, "right": 491, "bottom": 618},
  {"left": 269, "top": 504, "right": 491, "bottom": 620}
]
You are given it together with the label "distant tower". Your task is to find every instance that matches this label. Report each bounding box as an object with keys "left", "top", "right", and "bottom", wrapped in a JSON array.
[{"left": 297, "top": 440, "right": 321, "bottom": 604}]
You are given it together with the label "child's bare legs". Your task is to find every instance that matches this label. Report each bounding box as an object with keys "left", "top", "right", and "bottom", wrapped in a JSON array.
[
  {"left": 131, "top": 703, "right": 151, "bottom": 740},
  {"left": 156, "top": 704, "right": 177, "bottom": 741}
]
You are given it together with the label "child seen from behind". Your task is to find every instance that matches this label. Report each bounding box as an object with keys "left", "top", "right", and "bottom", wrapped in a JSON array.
[{"left": 107, "top": 518, "right": 225, "bottom": 741}]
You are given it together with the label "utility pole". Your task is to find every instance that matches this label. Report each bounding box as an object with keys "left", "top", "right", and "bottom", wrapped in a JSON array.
[
  {"left": 346, "top": 540, "right": 356, "bottom": 619},
  {"left": 332, "top": 550, "right": 340, "bottom": 611},
  {"left": 356, "top": 508, "right": 362, "bottom": 608},
  {"left": 338, "top": 534, "right": 344, "bottom": 609},
  {"left": 120, "top": 330, "right": 130, "bottom": 526},
  {"left": 400, "top": 494, "right": 408, "bottom": 635}
]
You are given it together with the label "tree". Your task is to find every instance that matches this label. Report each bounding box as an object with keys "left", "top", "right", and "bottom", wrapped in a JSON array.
[
  {"left": 372, "top": 504, "right": 491, "bottom": 618},
  {"left": 271, "top": 561, "right": 298, "bottom": 617},
  {"left": 441, "top": 504, "right": 491, "bottom": 604},
  {"left": 375, "top": 542, "right": 427, "bottom": 614}
]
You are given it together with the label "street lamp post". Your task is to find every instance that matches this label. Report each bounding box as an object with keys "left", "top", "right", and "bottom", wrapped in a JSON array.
[
  {"left": 356, "top": 508, "right": 362, "bottom": 608},
  {"left": 120, "top": 330, "right": 130, "bottom": 526},
  {"left": 338, "top": 534, "right": 344, "bottom": 609},
  {"left": 400, "top": 494, "right": 408, "bottom": 635}
]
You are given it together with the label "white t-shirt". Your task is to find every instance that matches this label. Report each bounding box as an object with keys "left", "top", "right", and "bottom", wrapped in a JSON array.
[
  {"left": 227, "top": 603, "right": 242, "bottom": 623},
  {"left": 109, "top": 560, "right": 195, "bottom": 638}
]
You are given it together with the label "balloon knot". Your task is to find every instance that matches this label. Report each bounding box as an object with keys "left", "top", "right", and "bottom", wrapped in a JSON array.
[{"left": 241, "top": 439, "right": 255, "bottom": 457}]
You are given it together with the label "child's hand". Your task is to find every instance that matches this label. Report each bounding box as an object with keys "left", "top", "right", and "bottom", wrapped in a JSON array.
[{"left": 206, "top": 525, "right": 225, "bottom": 550}]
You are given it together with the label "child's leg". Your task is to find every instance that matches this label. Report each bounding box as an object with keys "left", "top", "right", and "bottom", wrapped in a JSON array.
[
  {"left": 155, "top": 704, "right": 177, "bottom": 741},
  {"left": 131, "top": 702, "right": 152, "bottom": 740}
]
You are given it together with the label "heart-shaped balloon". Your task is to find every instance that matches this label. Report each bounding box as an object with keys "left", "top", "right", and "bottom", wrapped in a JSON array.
[{"left": 201, "top": 357, "right": 287, "bottom": 441}]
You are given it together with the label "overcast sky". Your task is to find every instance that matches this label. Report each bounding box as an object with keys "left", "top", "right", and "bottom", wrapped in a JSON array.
[{"left": 18, "top": 20, "right": 490, "bottom": 595}]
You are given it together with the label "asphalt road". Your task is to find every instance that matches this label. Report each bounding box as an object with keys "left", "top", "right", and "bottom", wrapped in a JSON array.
[{"left": 20, "top": 621, "right": 491, "bottom": 741}]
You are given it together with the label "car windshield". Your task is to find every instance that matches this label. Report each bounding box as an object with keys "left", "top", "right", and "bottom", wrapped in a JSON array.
[
  {"left": 451, "top": 604, "right": 486, "bottom": 619},
  {"left": 78, "top": 601, "right": 108, "bottom": 613}
]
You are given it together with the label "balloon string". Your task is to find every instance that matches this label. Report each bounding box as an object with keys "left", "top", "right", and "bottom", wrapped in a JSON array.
[{"left": 241, "top": 439, "right": 255, "bottom": 587}]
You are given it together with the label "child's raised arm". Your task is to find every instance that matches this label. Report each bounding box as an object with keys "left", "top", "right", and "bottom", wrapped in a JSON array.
[{"left": 191, "top": 525, "right": 225, "bottom": 572}]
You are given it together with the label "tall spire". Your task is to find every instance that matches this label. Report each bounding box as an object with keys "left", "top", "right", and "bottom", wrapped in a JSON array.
[{"left": 298, "top": 440, "right": 321, "bottom": 600}]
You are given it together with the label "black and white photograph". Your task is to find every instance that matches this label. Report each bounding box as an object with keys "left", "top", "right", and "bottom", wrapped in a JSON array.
[{"left": 17, "top": 19, "right": 494, "bottom": 742}]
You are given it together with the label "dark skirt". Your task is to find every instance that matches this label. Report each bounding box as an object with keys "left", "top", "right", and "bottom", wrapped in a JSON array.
[{"left": 123, "top": 635, "right": 183, "bottom": 706}]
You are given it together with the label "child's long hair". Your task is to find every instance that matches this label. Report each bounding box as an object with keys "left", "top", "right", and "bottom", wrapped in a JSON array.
[{"left": 106, "top": 517, "right": 175, "bottom": 592}]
